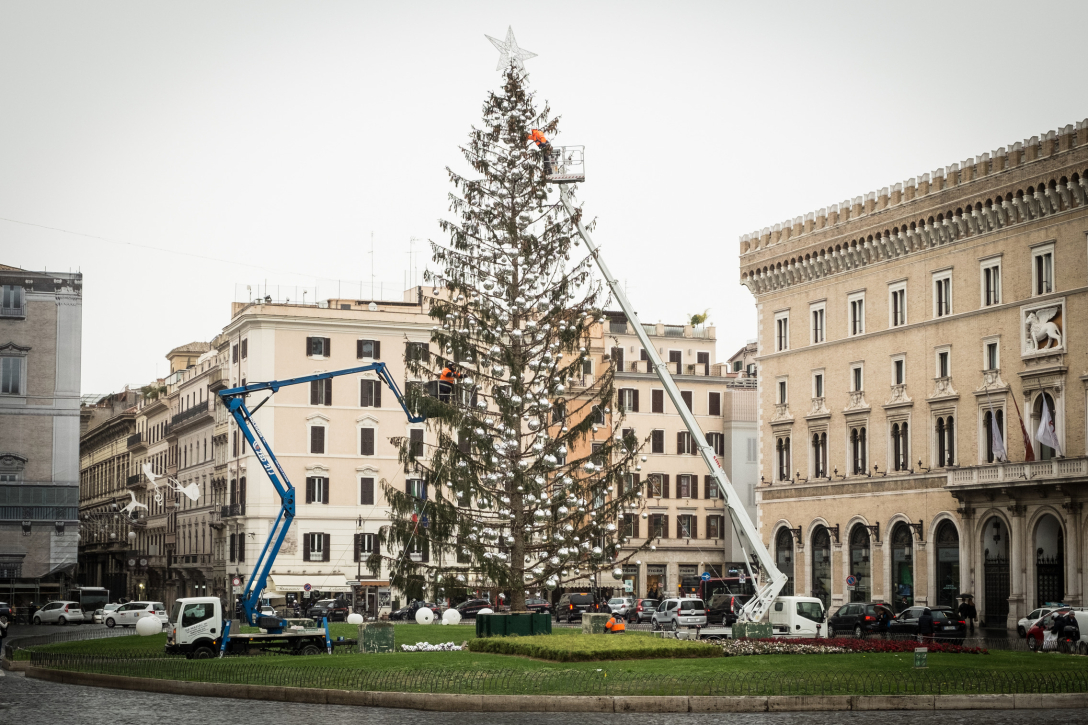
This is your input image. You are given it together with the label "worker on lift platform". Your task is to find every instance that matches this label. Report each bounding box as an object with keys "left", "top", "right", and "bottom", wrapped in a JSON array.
[
  {"left": 438, "top": 363, "right": 461, "bottom": 403},
  {"left": 528, "top": 129, "right": 555, "bottom": 175}
]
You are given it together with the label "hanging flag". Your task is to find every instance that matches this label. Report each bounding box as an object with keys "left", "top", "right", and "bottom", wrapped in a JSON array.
[
  {"left": 989, "top": 406, "right": 1007, "bottom": 462},
  {"left": 1036, "top": 397, "right": 1064, "bottom": 457},
  {"left": 1012, "top": 395, "right": 1035, "bottom": 462}
]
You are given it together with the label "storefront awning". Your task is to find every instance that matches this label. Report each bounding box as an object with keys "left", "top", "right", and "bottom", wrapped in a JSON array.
[{"left": 268, "top": 573, "right": 352, "bottom": 593}]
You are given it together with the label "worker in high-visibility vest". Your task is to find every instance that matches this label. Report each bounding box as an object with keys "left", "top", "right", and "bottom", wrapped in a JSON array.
[
  {"left": 438, "top": 364, "right": 460, "bottom": 403},
  {"left": 527, "top": 129, "right": 555, "bottom": 175},
  {"left": 605, "top": 613, "right": 626, "bottom": 634}
]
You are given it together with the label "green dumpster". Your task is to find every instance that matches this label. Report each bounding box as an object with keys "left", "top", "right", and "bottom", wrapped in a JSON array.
[
  {"left": 732, "top": 621, "right": 772, "bottom": 639},
  {"left": 475, "top": 612, "right": 553, "bottom": 637}
]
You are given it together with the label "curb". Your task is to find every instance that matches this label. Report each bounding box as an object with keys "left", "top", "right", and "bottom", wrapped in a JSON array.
[{"left": 24, "top": 668, "right": 1088, "bottom": 712}]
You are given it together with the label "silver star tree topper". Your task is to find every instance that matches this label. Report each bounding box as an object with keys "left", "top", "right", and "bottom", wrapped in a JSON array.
[{"left": 485, "top": 26, "right": 537, "bottom": 72}]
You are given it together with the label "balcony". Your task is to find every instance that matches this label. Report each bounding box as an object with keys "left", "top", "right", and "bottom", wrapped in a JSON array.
[
  {"left": 127, "top": 431, "right": 144, "bottom": 449},
  {"left": 608, "top": 320, "right": 628, "bottom": 334},
  {"left": 0, "top": 305, "right": 26, "bottom": 319},
  {"left": 222, "top": 503, "right": 246, "bottom": 518},
  {"left": 663, "top": 325, "right": 685, "bottom": 338},
  {"left": 171, "top": 402, "right": 212, "bottom": 431},
  {"left": 949, "top": 457, "right": 1088, "bottom": 489},
  {"left": 127, "top": 473, "right": 144, "bottom": 489}
]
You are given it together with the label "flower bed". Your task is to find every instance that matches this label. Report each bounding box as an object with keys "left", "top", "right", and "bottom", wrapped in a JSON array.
[{"left": 722, "top": 637, "right": 988, "bottom": 657}]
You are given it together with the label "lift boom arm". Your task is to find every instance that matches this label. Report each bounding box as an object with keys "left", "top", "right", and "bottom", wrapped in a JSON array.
[
  {"left": 218, "top": 363, "right": 424, "bottom": 632},
  {"left": 559, "top": 186, "right": 786, "bottom": 623}
]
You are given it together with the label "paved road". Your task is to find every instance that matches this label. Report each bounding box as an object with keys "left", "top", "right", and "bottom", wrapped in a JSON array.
[{"left": 1, "top": 672, "right": 1084, "bottom": 725}]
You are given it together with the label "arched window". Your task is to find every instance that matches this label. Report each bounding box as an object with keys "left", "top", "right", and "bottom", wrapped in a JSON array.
[
  {"left": 775, "top": 527, "right": 795, "bottom": 596},
  {"left": 936, "top": 416, "right": 955, "bottom": 466},
  {"left": 984, "top": 409, "right": 1005, "bottom": 463},
  {"left": 811, "top": 525, "right": 831, "bottom": 610},
  {"left": 891, "top": 422, "right": 909, "bottom": 471},
  {"left": 1032, "top": 392, "right": 1058, "bottom": 460},
  {"left": 849, "top": 525, "right": 871, "bottom": 602},
  {"left": 776, "top": 436, "right": 791, "bottom": 482},
  {"left": 890, "top": 523, "right": 914, "bottom": 613},
  {"left": 811, "top": 432, "right": 827, "bottom": 478},
  {"left": 850, "top": 426, "right": 867, "bottom": 474},
  {"left": 935, "top": 521, "right": 960, "bottom": 608}
]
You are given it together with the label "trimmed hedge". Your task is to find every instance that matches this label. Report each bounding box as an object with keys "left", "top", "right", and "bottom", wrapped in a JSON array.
[{"left": 467, "top": 633, "right": 722, "bottom": 662}]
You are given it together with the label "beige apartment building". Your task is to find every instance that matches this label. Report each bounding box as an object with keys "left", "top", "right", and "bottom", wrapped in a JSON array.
[
  {"left": 740, "top": 119, "right": 1088, "bottom": 630},
  {"left": 0, "top": 266, "right": 82, "bottom": 610},
  {"left": 596, "top": 313, "right": 757, "bottom": 599}
]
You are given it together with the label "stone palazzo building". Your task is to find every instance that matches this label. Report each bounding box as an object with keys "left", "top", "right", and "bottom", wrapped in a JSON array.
[{"left": 739, "top": 120, "right": 1088, "bottom": 630}]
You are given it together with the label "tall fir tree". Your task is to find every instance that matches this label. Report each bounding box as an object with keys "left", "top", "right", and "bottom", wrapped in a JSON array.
[{"left": 378, "top": 64, "right": 648, "bottom": 612}]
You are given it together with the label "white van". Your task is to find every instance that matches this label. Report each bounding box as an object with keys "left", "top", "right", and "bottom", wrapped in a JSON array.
[{"left": 768, "top": 596, "right": 826, "bottom": 638}]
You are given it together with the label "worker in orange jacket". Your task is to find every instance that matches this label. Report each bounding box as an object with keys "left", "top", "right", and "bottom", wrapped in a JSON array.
[
  {"left": 527, "top": 129, "right": 555, "bottom": 175},
  {"left": 605, "top": 613, "right": 626, "bottom": 634},
  {"left": 438, "top": 364, "right": 460, "bottom": 403}
]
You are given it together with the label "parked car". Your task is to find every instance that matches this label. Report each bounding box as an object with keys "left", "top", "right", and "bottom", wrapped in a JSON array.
[
  {"left": 887, "top": 606, "right": 967, "bottom": 643},
  {"left": 651, "top": 598, "right": 707, "bottom": 631},
  {"left": 454, "top": 599, "right": 494, "bottom": 619},
  {"left": 307, "top": 599, "right": 350, "bottom": 622},
  {"left": 389, "top": 601, "right": 439, "bottom": 621},
  {"left": 1015, "top": 605, "right": 1088, "bottom": 637},
  {"left": 827, "top": 602, "right": 893, "bottom": 638},
  {"left": 555, "top": 593, "right": 596, "bottom": 623},
  {"left": 607, "top": 597, "right": 636, "bottom": 621},
  {"left": 525, "top": 597, "right": 552, "bottom": 616},
  {"left": 0, "top": 601, "right": 13, "bottom": 624},
  {"left": 631, "top": 598, "right": 658, "bottom": 624},
  {"left": 92, "top": 602, "right": 121, "bottom": 624},
  {"left": 259, "top": 605, "right": 277, "bottom": 618},
  {"left": 1025, "top": 609, "right": 1088, "bottom": 652},
  {"left": 33, "top": 601, "right": 86, "bottom": 626},
  {"left": 104, "top": 601, "right": 168, "bottom": 628}
]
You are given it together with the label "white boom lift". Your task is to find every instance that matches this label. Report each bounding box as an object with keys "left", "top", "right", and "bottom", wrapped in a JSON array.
[{"left": 556, "top": 181, "right": 788, "bottom": 625}]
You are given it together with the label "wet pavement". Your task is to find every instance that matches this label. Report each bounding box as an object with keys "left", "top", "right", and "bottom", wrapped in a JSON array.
[{"left": 2, "top": 672, "right": 1087, "bottom": 725}]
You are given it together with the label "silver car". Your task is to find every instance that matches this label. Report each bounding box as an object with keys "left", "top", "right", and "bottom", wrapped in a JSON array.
[
  {"left": 608, "top": 597, "right": 636, "bottom": 621},
  {"left": 33, "top": 601, "right": 86, "bottom": 626},
  {"left": 651, "top": 598, "right": 707, "bottom": 631}
]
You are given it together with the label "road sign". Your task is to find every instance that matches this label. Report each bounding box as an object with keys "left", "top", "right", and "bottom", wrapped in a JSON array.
[
  {"left": 624, "top": 580, "right": 633, "bottom": 593},
  {"left": 231, "top": 576, "right": 242, "bottom": 587},
  {"left": 846, "top": 575, "right": 858, "bottom": 587},
  {"left": 303, "top": 583, "right": 312, "bottom": 592},
  {"left": 700, "top": 572, "right": 711, "bottom": 581}
]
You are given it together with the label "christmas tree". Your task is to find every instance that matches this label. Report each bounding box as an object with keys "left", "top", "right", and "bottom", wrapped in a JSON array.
[{"left": 378, "top": 64, "right": 648, "bottom": 613}]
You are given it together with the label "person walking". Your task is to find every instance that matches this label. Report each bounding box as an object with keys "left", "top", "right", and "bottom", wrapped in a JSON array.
[
  {"left": 917, "top": 608, "right": 935, "bottom": 643},
  {"left": 879, "top": 606, "right": 892, "bottom": 640},
  {"left": 959, "top": 596, "right": 977, "bottom": 635},
  {"left": 0, "top": 615, "right": 8, "bottom": 658}
]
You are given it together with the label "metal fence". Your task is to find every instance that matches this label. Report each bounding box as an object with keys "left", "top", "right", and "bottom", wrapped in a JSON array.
[
  {"left": 26, "top": 651, "right": 1088, "bottom": 696},
  {"left": 5, "top": 626, "right": 137, "bottom": 659}
]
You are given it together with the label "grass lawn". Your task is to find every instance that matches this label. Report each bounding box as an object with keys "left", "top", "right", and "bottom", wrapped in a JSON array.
[{"left": 467, "top": 632, "right": 721, "bottom": 661}]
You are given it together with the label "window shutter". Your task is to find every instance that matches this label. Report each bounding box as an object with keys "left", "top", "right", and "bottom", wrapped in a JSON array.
[
  {"left": 632, "top": 389, "right": 640, "bottom": 412},
  {"left": 704, "top": 475, "right": 713, "bottom": 499},
  {"left": 374, "top": 341, "right": 381, "bottom": 359},
  {"left": 324, "top": 338, "right": 331, "bottom": 356},
  {"left": 238, "top": 536, "right": 245, "bottom": 562},
  {"left": 323, "top": 533, "right": 331, "bottom": 562},
  {"left": 361, "top": 428, "right": 374, "bottom": 456},
  {"left": 677, "top": 432, "right": 684, "bottom": 455},
  {"left": 652, "top": 390, "right": 663, "bottom": 413},
  {"left": 306, "top": 337, "right": 313, "bottom": 356},
  {"left": 690, "top": 474, "right": 699, "bottom": 499},
  {"left": 663, "top": 515, "right": 669, "bottom": 539},
  {"left": 232, "top": 344, "right": 238, "bottom": 363},
  {"left": 360, "top": 477, "right": 374, "bottom": 505},
  {"left": 691, "top": 516, "right": 698, "bottom": 539},
  {"left": 324, "top": 378, "right": 332, "bottom": 406},
  {"left": 353, "top": 533, "right": 361, "bottom": 562},
  {"left": 306, "top": 477, "right": 314, "bottom": 504},
  {"left": 421, "top": 539, "right": 429, "bottom": 563},
  {"left": 405, "top": 479, "right": 412, "bottom": 495},
  {"left": 374, "top": 382, "right": 381, "bottom": 408},
  {"left": 360, "top": 381, "right": 370, "bottom": 407},
  {"left": 709, "top": 392, "right": 721, "bottom": 416},
  {"left": 681, "top": 391, "right": 693, "bottom": 411},
  {"left": 310, "top": 380, "right": 320, "bottom": 405},
  {"left": 634, "top": 514, "right": 640, "bottom": 538},
  {"left": 320, "top": 477, "right": 329, "bottom": 505},
  {"left": 229, "top": 534, "right": 236, "bottom": 562},
  {"left": 662, "top": 474, "right": 670, "bottom": 498},
  {"left": 357, "top": 340, "right": 363, "bottom": 358},
  {"left": 311, "top": 426, "right": 324, "bottom": 454}
]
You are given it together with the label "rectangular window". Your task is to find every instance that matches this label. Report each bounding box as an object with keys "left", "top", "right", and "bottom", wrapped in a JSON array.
[
  {"left": 747, "top": 437, "right": 757, "bottom": 463},
  {"left": 618, "top": 388, "right": 639, "bottom": 412},
  {"left": 357, "top": 339, "right": 380, "bottom": 359},
  {"left": 893, "top": 358, "right": 905, "bottom": 385},
  {"left": 811, "top": 304, "right": 825, "bottom": 344},
  {"left": 359, "top": 380, "right": 382, "bottom": 407},
  {"left": 306, "top": 336, "right": 331, "bottom": 357},
  {"left": 813, "top": 372, "right": 824, "bottom": 398},
  {"left": 651, "top": 429, "right": 665, "bottom": 454},
  {"left": 778, "top": 379, "right": 787, "bottom": 404},
  {"left": 310, "top": 425, "right": 326, "bottom": 454},
  {"left": 985, "top": 342, "right": 999, "bottom": 371},
  {"left": 648, "top": 474, "right": 663, "bottom": 497},
  {"left": 704, "top": 475, "right": 718, "bottom": 499},
  {"left": 609, "top": 346, "right": 624, "bottom": 370},
  {"left": 354, "top": 533, "right": 376, "bottom": 563},
  {"left": 360, "top": 428, "right": 375, "bottom": 456},
  {"left": 890, "top": 285, "right": 906, "bottom": 327},
  {"left": 982, "top": 261, "right": 1001, "bottom": 306},
  {"left": 707, "top": 515, "right": 722, "bottom": 539},
  {"left": 360, "top": 477, "right": 375, "bottom": 505},
  {"left": 852, "top": 366, "right": 863, "bottom": 391},
  {"left": 651, "top": 389, "right": 664, "bottom": 413},
  {"left": 0, "top": 285, "right": 25, "bottom": 316},
  {"left": 305, "top": 476, "right": 329, "bottom": 504},
  {"left": 1033, "top": 245, "right": 1054, "bottom": 296},
  {"left": 240, "top": 338, "right": 248, "bottom": 359},
  {"left": 707, "top": 432, "right": 724, "bottom": 456},
  {"left": 406, "top": 342, "right": 429, "bottom": 364},
  {"left": 310, "top": 378, "right": 333, "bottom": 406},
  {"left": 937, "top": 350, "right": 950, "bottom": 378},
  {"left": 232, "top": 344, "right": 238, "bottom": 363},
  {"left": 849, "top": 294, "right": 865, "bottom": 336},
  {"left": 775, "top": 312, "right": 790, "bottom": 352},
  {"left": 697, "top": 350, "right": 710, "bottom": 374},
  {"left": 732, "top": 360, "right": 742, "bottom": 372},
  {"left": 306, "top": 532, "right": 328, "bottom": 562},
  {"left": 677, "top": 474, "right": 692, "bottom": 498},
  {"left": 677, "top": 431, "right": 693, "bottom": 455},
  {"left": 708, "top": 392, "right": 721, "bottom": 416},
  {"left": 651, "top": 513, "right": 666, "bottom": 539},
  {"left": 680, "top": 391, "right": 693, "bottom": 412},
  {"left": 678, "top": 514, "right": 695, "bottom": 538},
  {"left": 409, "top": 429, "right": 424, "bottom": 458},
  {"left": 934, "top": 273, "right": 952, "bottom": 317},
  {"left": 0, "top": 357, "right": 23, "bottom": 395},
  {"left": 551, "top": 401, "right": 566, "bottom": 424}
]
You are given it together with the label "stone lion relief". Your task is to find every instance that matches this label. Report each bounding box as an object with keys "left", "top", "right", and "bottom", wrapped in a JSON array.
[{"left": 1025, "top": 307, "right": 1062, "bottom": 352}]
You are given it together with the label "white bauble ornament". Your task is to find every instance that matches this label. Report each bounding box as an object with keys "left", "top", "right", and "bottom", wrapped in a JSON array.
[
  {"left": 347, "top": 613, "right": 364, "bottom": 625},
  {"left": 135, "top": 615, "right": 162, "bottom": 636},
  {"left": 415, "top": 607, "right": 435, "bottom": 624},
  {"left": 442, "top": 608, "right": 463, "bottom": 625},
  {"left": 477, "top": 607, "right": 494, "bottom": 616},
  {"left": 128, "top": 531, "right": 137, "bottom": 541}
]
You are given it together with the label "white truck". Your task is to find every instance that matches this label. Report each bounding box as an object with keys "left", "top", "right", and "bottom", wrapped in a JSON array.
[
  {"left": 680, "top": 596, "right": 826, "bottom": 641},
  {"left": 164, "top": 597, "right": 354, "bottom": 658}
]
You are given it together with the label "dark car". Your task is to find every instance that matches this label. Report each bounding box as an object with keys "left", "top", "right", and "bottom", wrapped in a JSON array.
[
  {"left": 389, "top": 600, "right": 439, "bottom": 621},
  {"left": 827, "top": 602, "right": 893, "bottom": 638},
  {"left": 525, "top": 597, "right": 552, "bottom": 616},
  {"left": 0, "top": 602, "right": 13, "bottom": 624},
  {"left": 454, "top": 599, "right": 494, "bottom": 619},
  {"left": 631, "top": 598, "right": 658, "bottom": 623},
  {"left": 888, "top": 606, "right": 967, "bottom": 643},
  {"left": 555, "top": 592, "right": 596, "bottom": 623},
  {"left": 306, "top": 599, "right": 350, "bottom": 622}
]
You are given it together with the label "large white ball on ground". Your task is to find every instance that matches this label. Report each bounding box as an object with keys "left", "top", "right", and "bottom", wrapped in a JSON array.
[
  {"left": 477, "top": 607, "right": 494, "bottom": 616},
  {"left": 442, "top": 609, "right": 462, "bottom": 625},
  {"left": 346, "top": 613, "right": 364, "bottom": 625},
  {"left": 415, "top": 607, "right": 435, "bottom": 624},
  {"left": 135, "top": 615, "right": 162, "bottom": 636}
]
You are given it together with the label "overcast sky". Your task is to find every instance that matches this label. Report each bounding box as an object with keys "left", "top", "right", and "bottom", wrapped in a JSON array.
[{"left": 2, "top": 1, "right": 1087, "bottom": 394}]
